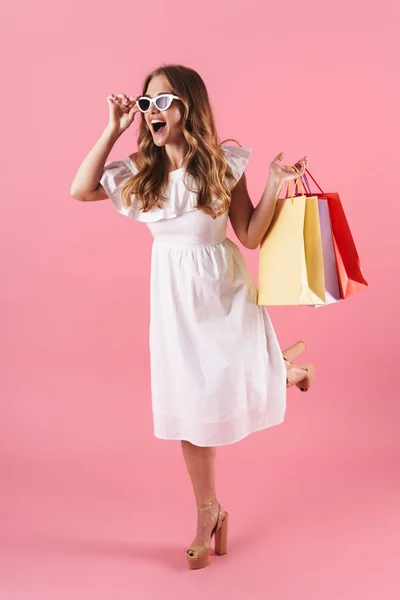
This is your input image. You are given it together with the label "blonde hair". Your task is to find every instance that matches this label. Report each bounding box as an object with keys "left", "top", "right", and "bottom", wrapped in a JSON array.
[{"left": 120, "top": 64, "right": 242, "bottom": 220}]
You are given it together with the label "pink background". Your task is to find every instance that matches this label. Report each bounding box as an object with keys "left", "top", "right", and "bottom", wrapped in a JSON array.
[{"left": 1, "top": 0, "right": 399, "bottom": 597}]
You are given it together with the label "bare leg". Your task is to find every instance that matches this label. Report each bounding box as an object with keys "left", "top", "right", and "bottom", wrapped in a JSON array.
[{"left": 181, "top": 440, "right": 225, "bottom": 549}]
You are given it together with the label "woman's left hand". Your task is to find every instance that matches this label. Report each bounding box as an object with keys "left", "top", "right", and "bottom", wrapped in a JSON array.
[{"left": 269, "top": 152, "right": 308, "bottom": 184}]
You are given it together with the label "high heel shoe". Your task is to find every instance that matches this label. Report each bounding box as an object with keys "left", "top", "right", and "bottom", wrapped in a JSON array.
[
  {"left": 186, "top": 499, "right": 229, "bottom": 570},
  {"left": 282, "top": 341, "right": 315, "bottom": 392}
]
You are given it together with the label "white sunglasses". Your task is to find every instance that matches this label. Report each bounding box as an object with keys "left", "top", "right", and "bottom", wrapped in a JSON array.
[{"left": 136, "top": 93, "right": 180, "bottom": 113}]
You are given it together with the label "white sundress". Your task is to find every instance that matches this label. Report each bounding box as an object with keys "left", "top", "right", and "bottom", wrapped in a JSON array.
[{"left": 100, "top": 145, "right": 287, "bottom": 447}]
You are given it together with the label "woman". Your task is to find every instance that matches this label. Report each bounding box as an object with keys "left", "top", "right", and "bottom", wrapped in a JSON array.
[{"left": 70, "top": 63, "right": 315, "bottom": 570}]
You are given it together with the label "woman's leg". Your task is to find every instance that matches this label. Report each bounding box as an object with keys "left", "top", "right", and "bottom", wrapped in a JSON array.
[
  {"left": 181, "top": 440, "right": 224, "bottom": 548},
  {"left": 181, "top": 440, "right": 216, "bottom": 504}
]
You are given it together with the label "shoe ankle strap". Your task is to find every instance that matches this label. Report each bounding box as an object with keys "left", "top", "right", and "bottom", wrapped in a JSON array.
[{"left": 197, "top": 499, "right": 218, "bottom": 509}]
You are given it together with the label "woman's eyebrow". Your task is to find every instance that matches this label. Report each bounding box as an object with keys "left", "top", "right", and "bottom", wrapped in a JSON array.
[{"left": 143, "top": 91, "right": 171, "bottom": 98}]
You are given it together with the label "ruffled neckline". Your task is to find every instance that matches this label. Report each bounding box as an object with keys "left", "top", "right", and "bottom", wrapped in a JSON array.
[
  {"left": 113, "top": 145, "right": 251, "bottom": 223},
  {"left": 116, "top": 156, "right": 196, "bottom": 222}
]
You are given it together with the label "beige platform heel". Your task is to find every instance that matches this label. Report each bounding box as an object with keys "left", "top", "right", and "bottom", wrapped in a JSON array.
[
  {"left": 282, "top": 341, "right": 315, "bottom": 392},
  {"left": 186, "top": 500, "right": 229, "bottom": 570}
]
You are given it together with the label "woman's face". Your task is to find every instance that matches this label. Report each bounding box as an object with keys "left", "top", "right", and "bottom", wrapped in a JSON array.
[{"left": 143, "top": 74, "right": 185, "bottom": 147}]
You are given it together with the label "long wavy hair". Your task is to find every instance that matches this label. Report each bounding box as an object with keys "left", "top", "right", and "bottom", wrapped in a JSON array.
[{"left": 120, "top": 64, "right": 241, "bottom": 220}]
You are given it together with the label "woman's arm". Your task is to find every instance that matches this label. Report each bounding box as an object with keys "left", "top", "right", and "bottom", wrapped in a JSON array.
[
  {"left": 70, "top": 126, "right": 122, "bottom": 202},
  {"left": 229, "top": 152, "right": 307, "bottom": 249},
  {"left": 228, "top": 173, "right": 282, "bottom": 250}
]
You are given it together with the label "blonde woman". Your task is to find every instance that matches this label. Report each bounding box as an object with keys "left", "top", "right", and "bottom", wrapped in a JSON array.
[{"left": 70, "top": 64, "right": 315, "bottom": 570}]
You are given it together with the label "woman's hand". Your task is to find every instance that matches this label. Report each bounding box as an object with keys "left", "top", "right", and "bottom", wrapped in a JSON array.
[
  {"left": 106, "top": 93, "right": 141, "bottom": 137},
  {"left": 269, "top": 152, "right": 308, "bottom": 185}
]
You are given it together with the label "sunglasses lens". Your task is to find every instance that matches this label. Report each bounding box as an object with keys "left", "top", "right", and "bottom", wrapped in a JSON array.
[
  {"left": 138, "top": 98, "right": 151, "bottom": 112},
  {"left": 155, "top": 95, "right": 172, "bottom": 110}
]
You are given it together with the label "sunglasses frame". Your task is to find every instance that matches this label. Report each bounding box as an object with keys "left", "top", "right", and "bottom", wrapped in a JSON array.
[{"left": 136, "top": 93, "right": 180, "bottom": 113}]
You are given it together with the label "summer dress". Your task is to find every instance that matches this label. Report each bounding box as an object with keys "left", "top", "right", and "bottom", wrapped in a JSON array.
[{"left": 100, "top": 145, "right": 286, "bottom": 446}]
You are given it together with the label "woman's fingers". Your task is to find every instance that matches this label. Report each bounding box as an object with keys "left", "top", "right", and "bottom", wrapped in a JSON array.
[
  {"left": 296, "top": 156, "right": 308, "bottom": 171},
  {"left": 272, "top": 152, "right": 307, "bottom": 170},
  {"left": 130, "top": 95, "right": 142, "bottom": 108},
  {"left": 109, "top": 93, "right": 138, "bottom": 112}
]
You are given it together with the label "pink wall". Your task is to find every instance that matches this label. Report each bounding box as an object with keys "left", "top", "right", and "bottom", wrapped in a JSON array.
[{"left": 1, "top": 0, "right": 399, "bottom": 597}]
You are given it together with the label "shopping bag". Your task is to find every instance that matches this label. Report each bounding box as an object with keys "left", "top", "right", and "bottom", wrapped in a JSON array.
[
  {"left": 296, "top": 168, "right": 368, "bottom": 299},
  {"left": 313, "top": 198, "right": 341, "bottom": 307},
  {"left": 257, "top": 177, "right": 326, "bottom": 306},
  {"left": 289, "top": 165, "right": 341, "bottom": 308}
]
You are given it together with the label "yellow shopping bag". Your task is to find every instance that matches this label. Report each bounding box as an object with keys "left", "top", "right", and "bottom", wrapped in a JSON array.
[{"left": 257, "top": 176, "right": 326, "bottom": 306}]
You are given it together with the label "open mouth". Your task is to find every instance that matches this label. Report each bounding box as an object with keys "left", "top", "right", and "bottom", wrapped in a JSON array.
[{"left": 152, "top": 121, "right": 167, "bottom": 134}]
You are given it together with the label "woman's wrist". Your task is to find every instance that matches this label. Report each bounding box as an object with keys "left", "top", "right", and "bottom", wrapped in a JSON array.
[
  {"left": 103, "top": 125, "right": 122, "bottom": 143},
  {"left": 265, "top": 175, "right": 284, "bottom": 193}
]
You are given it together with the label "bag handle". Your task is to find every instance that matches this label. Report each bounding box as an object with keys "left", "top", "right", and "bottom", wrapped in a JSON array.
[
  {"left": 292, "top": 164, "right": 312, "bottom": 195},
  {"left": 293, "top": 163, "right": 325, "bottom": 195},
  {"left": 284, "top": 169, "right": 307, "bottom": 203}
]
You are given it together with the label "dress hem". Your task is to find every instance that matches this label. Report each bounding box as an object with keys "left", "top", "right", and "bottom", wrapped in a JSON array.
[{"left": 153, "top": 417, "right": 285, "bottom": 447}]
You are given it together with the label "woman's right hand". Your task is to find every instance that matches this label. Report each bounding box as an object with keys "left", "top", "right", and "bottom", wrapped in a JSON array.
[{"left": 106, "top": 93, "right": 141, "bottom": 137}]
